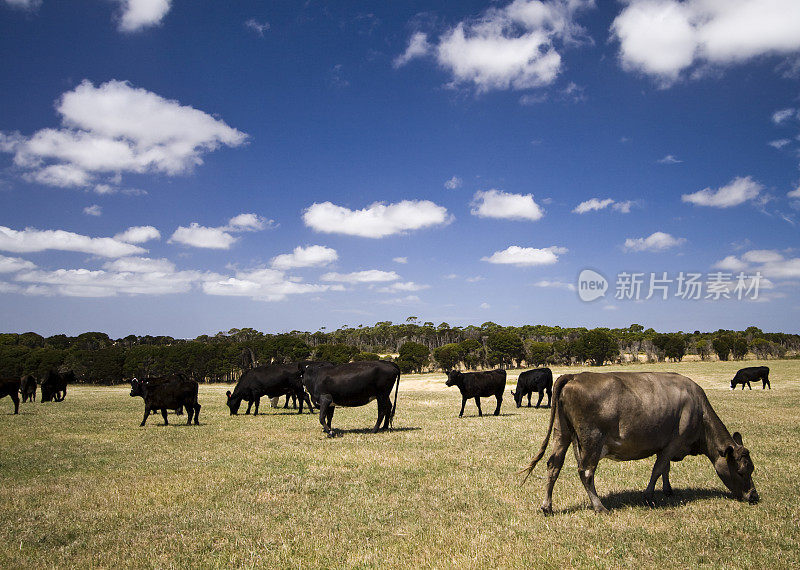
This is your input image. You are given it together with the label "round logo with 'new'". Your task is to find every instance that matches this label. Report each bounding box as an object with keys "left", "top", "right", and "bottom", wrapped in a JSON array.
[{"left": 577, "top": 269, "right": 608, "bottom": 302}]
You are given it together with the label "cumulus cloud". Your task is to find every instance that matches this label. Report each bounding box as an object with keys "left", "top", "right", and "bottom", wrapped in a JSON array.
[
  {"left": 0, "top": 80, "right": 246, "bottom": 190},
  {"left": 612, "top": 0, "right": 800, "bottom": 86},
  {"left": 471, "top": 189, "right": 544, "bottom": 221},
  {"left": 393, "top": 257, "right": 408, "bottom": 264},
  {"left": 169, "top": 213, "right": 270, "bottom": 250},
  {"left": 682, "top": 176, "right": 763, "bottom": 208},
  {"left": 0, "top": 226, "right": 146, "bottom": 257},
  {"left": 572, "top": 197, "right": 636, "bottom": 214},
  {"left": 788, "top": 186, "right": 800, "bottom": 199},
  {"left": 712, "top": 249, "right": 800, "bottom": 281},
  {"left": 114, "top": 225, "right": 161, "bottom": 244},
  {"left": 83, "top": 204, "right": 102, "bottom": 217},
  {"left": 0, "top": 254, "right": 36, "bottom": 273},
  {"left": 320, "top": 270, "right": 400, "bottom": 284},
  {"left": 396, "top": 0, "right": 594, "bottom": 92},
  {"left": 658, "top": 154, "right": 682, "bottom": 164},
  {"left": 444, "top": 176, "right": 462, "bottom": 190},
  {"left": 2, "top": 0, "right": 40, "bottom": 9},
  {"left": 623, "top": 231, "right": 685, "bottom": 252},
  {"left": 482, "top": 245, "right": 567, "bottom": 266},
  {"left": 772, "top": 108, "right": 798, "bottom": 124},
  {"left": 117, "top": 0, "right": 171, "bottom": 33},
  {"left": 202, "top": 268, "right": 328, "bottom": 302},
  {"left": 303, "top": 200, "right": 451, "bottom": 238},
  {"left": 713, "top": 255, "right": 749, "bottom": 272},
  {"left": 271, "top": 245, "right": 338, "bottom": 270},
  {"left": 378, "top": 281, "right": 430, "bottom": 293}
]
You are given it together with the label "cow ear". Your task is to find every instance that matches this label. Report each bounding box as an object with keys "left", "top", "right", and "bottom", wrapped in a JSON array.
[
  {"left": 720, "top": 444, "right": 734, "bottom": 458},
  {"left": 226, "top": 390, "right": 231, "bottom": 398},
  {"left": 732, "top": 432, "right": 743, "bottom": 446}
]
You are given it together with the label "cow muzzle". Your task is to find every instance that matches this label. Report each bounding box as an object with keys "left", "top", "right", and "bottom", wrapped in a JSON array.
[{"left": 745, "top": 488, "right": 759, "bottom": 504}]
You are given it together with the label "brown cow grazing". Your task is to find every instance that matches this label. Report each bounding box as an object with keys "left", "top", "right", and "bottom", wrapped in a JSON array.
[
  {"left": 522, "top": 371, "right": 758, "bottom": 514},
  {"left": 20, "top": 375, "right": 37, "bottom": 402},
  {"left": 0, "top": 378, "right": 21, "bottom": 414}
]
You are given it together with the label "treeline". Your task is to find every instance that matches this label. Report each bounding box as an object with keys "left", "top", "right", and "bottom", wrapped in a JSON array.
[{"left": 0, "top": 321, "right": 797, "bottom": 385}]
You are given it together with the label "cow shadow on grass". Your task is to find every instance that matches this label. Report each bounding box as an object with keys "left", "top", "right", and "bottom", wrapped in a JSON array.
[
  {"left": 325, "top": 426, "right": 422, "bottom": 437},
  {"left": 555, "top": 487, "right": 730, "bottom": 514}
]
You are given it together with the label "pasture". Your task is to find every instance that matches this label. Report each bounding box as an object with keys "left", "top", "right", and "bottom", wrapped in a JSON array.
[{"left": 1, "top": 360, "right": 799, "bottom": 569}]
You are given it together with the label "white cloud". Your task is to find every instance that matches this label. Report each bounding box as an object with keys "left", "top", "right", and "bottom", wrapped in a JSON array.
[
  {"left": 1, "top": 80, "right": 246, "bottom": 190},
  {"left": 169, "top": 213, "right": 270, "bottom": 249},
  {"left": 117, "top": 0, "right": 171, "bottom": 33},
  {"left": 623, "top": 231, "right": 686, "bottom": 252},
  {"left": 114, "top": 225, "right": 161, "bottom": 244},
  {"left": 471, "top": 189, "right": 544, "bottom": 221},
  {"left": 398, "top": 0, "right": 594, "bottom": 92},
  {"left": 394, "top": 32, "right": 431, "bottom": 67},
  {"left": 613, "top": 200, "right": 635, "bottom": 213},
  {"left": 320, "top": 270, "right": 400, "bottom": 284},
  {"left": 444, "top": 176, "right": 462, "bottom": 190},
  {"left": 612, "top": 0, "right": 800, "bottom": 85},
  {"left": 303, "top": 200, "right": 451, "bottom": 238},
  {"left": 787, "top": 185, "right": 800, "bottom": 198},
  {"left": 572, "top": 197, "right": 614, "bottom": 214},
  {"left": 770, "top": 139, "right": 792, "bottom": 149},
  {"left": 378, "top": 281, "right": 430, "bottom": 293},
  {"left": 772, "top": 108, "right": 797, "bottom": 124},
  {"left": 533, "top": 279, "right": 575, "bottom": 291},
  {"left": 169, "top": 223, "right": 237, "bottom": 250},
  {"left": 713, "top": 249, "right": 800, "bottom": 280},
  {"left": 103, "top": 256, "right": 175, "bottom": 273},
  {"left": 0, "top": 226, "right": 146, "bottom": 257},
  {"left": 480, "top": 302, "right": 491, "bottom": 309},
  {"left": 0, "top": 254, "right": 36, "bottom": 273},
  {"left": 380, "top": 295, "right": 422, "bottom": 305},
  {"left": 271, "top": 245, "right": 338, "bottom": 270},
  {"left": 245, "top": 18, "right": 270, "bottom": 36},
  {"left": 2, "top": 0, "right": 40, "bottom": 9},
  {"left": 682, "top": 176, "right": 763, "bottom": 208},
  {"left": 393, "top": 257, "right": 408, "bottom": 264},
  {"left": 83, "top": 204, "right": 102, "bottom": 217},
  {"left": 713, "top": 255, "right": 749, "bottom": 272},
  {"left": 658, "top": 154, "right": 682, "bottom": 164},
  {"left": 202, "top": 268, "right": 328, "bottom": 302},
  {"left": 742, "top": 250, "right": 784, "bottom": 264},
  {"left": 482, "top": 245, "right": 567, "bottom": 266}
]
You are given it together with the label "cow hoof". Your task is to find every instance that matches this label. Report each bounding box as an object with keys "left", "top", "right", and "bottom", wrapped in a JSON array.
[{"left": 541, "top": 505, "right": 553, "bottom": 516}]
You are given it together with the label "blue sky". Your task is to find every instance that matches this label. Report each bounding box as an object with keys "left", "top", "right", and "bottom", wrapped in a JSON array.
[{"left": 1, "top": 0, "right": 800, "bottom": 338}]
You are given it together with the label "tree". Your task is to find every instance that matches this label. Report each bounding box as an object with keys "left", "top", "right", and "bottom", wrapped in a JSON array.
[
  {"left": 486, "top": 330, "right": 524, "bottom": 368},
  {"left": 578, "top": 329, "right": 618, "bottom": 366},
  {"left": 712, "top": 336, "right": 732, "bottom": 361},
  {"left": 525, "top": 341, "right": 553, "bottom": 367},
  {"left": 459, "top": 339, "right": 484, "bottom": 370},
  {"left": 731, "top": 336, "right": 749, "bottom": 360},
  {"left": 315, "top": 343, "right": 358, "bottom": 364},
  {"left": 695, "top": 339, "right": 711, "bottom": 360},
  {"left": 355, "top": 352, "right": 381, "bottom": 361},
  {"left": 396, "top": 342, "right": 430, "bottom": 374},
  {"left": 433, "top": 343, "right": 465, "bottom": 371}
]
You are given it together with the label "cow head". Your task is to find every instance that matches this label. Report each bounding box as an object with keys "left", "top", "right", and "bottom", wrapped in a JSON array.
[
  {"left": 226, "top": 390, "right": 241, "bottom": 415},
  {"left": 715, "top": 432, "right": 758, "bottom": 504},
  {"left": 445, "top": 370, "right": 463, "bottom": 387},
  {"left": 129, "top": 378, "right": 144, "bottom": 398},
  {"left": 511, "top": 388, "right": 522, "bottom": 407}
]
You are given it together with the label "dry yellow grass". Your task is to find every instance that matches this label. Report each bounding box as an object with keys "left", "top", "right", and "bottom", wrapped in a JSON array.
[{"left": 0, "top": 359, "right": 798, "bottom": 568}]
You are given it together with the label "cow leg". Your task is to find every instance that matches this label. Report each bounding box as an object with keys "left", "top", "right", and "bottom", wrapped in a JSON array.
[
  {"left": 535, "top": 390, "right": 544, "bottom": 408},
  {"left": 527, "top": 392, "right": 532, "bottom": 407},
  {"left": 284, "top": 394, "right": 290, "bottom": 408},
  {"left": 493, "top": 393, "right": 502, "bottom": 416},
  {"left": 161, "top": 409, "right": 169, "bottom": 426},
  {"left": 318, "top": 394, "right": 334, "bottom": 436},
  {"left": 253, "top": 397, "right": 260, "bottom": 415},
  {"left": 475, "top": 397, "right": 483, "bottom": 417},
  {"left": 245, "top": 400, "right": 253, "bottom": 415},
  {"left": 573, "top": 434, "right": 609, "bottom": 514},
  {"left": 459, "top": 396, "right": 467, "bottom": 417},
  {"left": 12, "top": 392, "right": 19, "bottom": 414},
  {"left": 380, "top": 395, "right": 392, "bottom": 430},
  {"left": 545, "top": 388, "right": 552, "bottom": 408},
  {"left": 541, "top": 427, "right": 571, "bottom": 515},
  {"left": 194, "top": 403, "right": 201, "bottom": 425},
  {"left": 661, "top": 461, "right": 673, "bottom": 497},
  {"left": 645, "top": 451, "right": 672, "bottom": 505},
  {"left": 141, "top": 406, "right": 151, "bottom": 426},
  {"left": 372, "top": 398, "right": 387, "bottom": 433},
  {"left": 186, "top": 403, "right": 194, "bottom": 425}
]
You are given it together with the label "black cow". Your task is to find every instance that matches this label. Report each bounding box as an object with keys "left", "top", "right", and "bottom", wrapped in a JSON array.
[
  {"left": 512, "top": 368, "right": 553, "bottom": 408},
  {"left": 731, "top": 366, "right": 770, "bottom": 390},
  {"left": 445, "top": 369, "right": 506, "bottom": 417},
  {"left": 522, "top": 372, "right": 758, "bottom": 514},
  {"left": 41, "top": 370, "right": 74, "bottom": 402},
  {"left": 226, "top": 363, "right": 312, "bottom": 415},
  {"left": 130, "top": 375, "right": 201, "bottom": 426},
  {"left": 302, "top": 360, "right": 400, "bottom": 436},
  {"left": 0, "top": 378, "right": 20, "bottom": 414},
  {"left": 131, "top": 376, "right": 185, "bottom": 416},
  {"left": 20, "top": 375, "right": 37, "bottom": 403}
]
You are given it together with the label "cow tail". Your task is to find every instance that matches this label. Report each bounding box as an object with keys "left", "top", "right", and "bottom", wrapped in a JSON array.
[
  {"left": 520, "top": 374, "right": 571, "bottom": 485},
  {"left": 388, "top": 364, "right": 400, "bottom": 428}
]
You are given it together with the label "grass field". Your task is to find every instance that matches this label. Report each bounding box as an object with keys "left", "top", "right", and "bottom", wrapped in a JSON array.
[{"left": 1, "top": 360, "right": 799, "bottom": 569}]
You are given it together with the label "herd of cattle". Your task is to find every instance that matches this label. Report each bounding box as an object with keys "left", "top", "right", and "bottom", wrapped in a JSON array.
[{"left": 0, "top": 362, "right": 772, "bottom": 512}]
